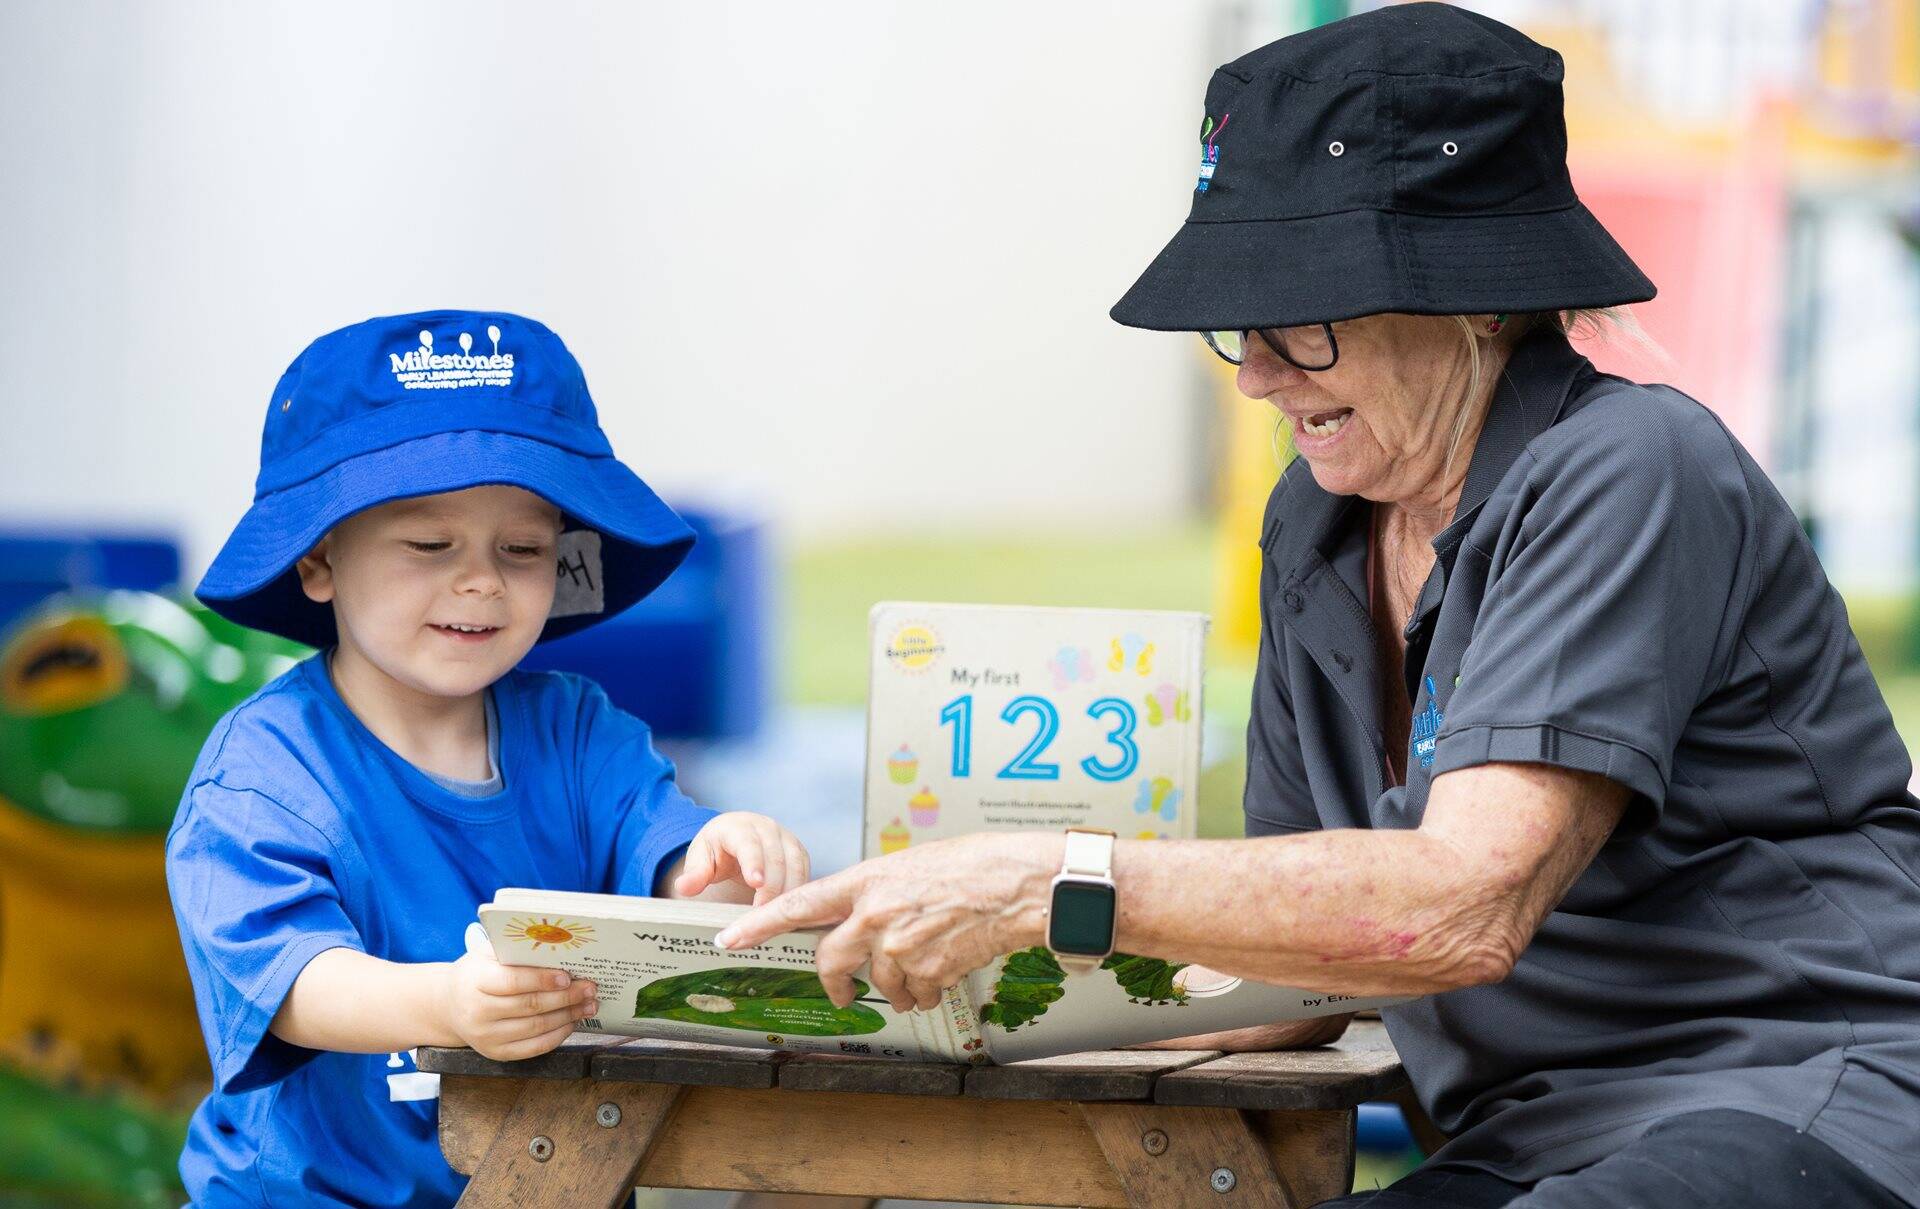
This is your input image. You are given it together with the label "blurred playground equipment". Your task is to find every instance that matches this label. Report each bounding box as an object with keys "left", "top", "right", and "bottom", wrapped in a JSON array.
[{"left": 0, "top": 562, "right": 308, "bottom": 1204}]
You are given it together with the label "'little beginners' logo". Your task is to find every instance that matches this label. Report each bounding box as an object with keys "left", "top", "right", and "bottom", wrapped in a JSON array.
[
  {"left": 389, "top": 324, "right": 515, "bottom": 390},
  {"left": 884, "top": 624, "right": 944, "bottom": 673}
]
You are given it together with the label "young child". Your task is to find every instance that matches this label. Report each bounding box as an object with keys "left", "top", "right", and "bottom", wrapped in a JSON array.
[{"left": 167, "top": 310, "right": 810, "bottom": 1206}]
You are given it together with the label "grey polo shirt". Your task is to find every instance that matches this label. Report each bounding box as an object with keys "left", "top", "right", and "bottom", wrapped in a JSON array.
[{"left": 1246, "top": 328, "right": 1920, "bottom": 1203}]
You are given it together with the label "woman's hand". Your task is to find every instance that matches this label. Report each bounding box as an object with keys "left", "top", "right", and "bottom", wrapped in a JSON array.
[
  {"left": 672, "top": 812, "right": 813, "bottom": 905},
  {"left": 437, "top": 950, "right": 599, "bottom": 1061},
  {"left": 715, "top": 832, "right": 1064, "bottom": 1013}
]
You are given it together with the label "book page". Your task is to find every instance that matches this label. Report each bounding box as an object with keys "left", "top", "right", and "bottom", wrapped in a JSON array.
[
  {"left": 965, "top": 947, "right": 1405, "bottom": 1064},
  {"left": 477, "top": 890, "right": 986, "bottom": 1063}
]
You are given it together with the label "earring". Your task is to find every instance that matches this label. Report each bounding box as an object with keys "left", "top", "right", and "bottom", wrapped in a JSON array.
[{"left": 1485, "top": 313, "right": 1508, "bottom": 335}]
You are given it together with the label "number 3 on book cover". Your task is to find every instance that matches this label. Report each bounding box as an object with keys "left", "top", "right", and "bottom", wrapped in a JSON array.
[{"left": 863, "top": 602, "right": 1207, "bottom": 858}]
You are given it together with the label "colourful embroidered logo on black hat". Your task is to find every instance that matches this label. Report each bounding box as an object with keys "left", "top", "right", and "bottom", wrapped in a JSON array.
[{"left": 1196, "top": 112, "right": 1229, "bottom": 193}]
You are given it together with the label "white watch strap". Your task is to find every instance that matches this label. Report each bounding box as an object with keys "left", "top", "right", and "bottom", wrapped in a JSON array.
[{"left": 1061, "top": 829, "right": 1115, "bottom": 879}]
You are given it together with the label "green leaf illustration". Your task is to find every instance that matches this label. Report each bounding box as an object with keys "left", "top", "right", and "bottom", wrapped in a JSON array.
[
  {"left": 632, "top": 967, "right": 887, "bottom": 1037},
  {"left": 978, "top": 946, "right": 1068, "bottom": 1032},
  {"left": 1101, "top": 954, "right": 1190, "bottom": 1005}
]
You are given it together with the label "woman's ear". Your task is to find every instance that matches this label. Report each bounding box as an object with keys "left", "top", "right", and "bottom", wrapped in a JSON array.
[{"left": 294, "top": 538, "right": 335, "bottom": 604}]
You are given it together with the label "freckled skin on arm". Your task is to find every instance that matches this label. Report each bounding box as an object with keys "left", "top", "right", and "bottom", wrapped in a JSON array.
[
  {"left": 717, "top": 762, "right": 1628, "bottom": 1016},
  {"left": 1111, "top": 763, "right": 1629, "bottom": 996}
]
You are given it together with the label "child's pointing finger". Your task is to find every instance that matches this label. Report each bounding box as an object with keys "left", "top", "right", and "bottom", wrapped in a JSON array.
[{"left": 672, "top": 835, "right": 718, "bottom": 898}]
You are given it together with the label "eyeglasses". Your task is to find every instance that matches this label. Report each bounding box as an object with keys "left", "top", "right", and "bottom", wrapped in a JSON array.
[{"left": 1200, "top": 324, "right": 1339, "bottom": 372}]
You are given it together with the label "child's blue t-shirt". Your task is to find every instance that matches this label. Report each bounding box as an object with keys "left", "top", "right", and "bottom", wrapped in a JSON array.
[{"left": 165, "top": 653, "right": 715, "bottom": 1207}]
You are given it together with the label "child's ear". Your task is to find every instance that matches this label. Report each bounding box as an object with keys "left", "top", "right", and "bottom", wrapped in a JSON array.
[{"left": 294, "top": 539, "right": 336, "bottom": 604}]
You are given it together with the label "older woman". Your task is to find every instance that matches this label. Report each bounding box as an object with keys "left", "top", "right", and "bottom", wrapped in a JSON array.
[{"left": 722, "top": 6, "right": 1920, "bottom": 1207}]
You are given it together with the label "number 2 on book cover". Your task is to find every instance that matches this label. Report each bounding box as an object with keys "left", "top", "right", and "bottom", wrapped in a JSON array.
[{"left": 939, "top": 693, "right": 1139, "bottom": 783}]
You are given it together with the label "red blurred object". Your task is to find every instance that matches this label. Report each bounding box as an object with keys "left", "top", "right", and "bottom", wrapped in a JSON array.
[{"left": 1567, "top": 105, "right": 1791, "bottom": 464}]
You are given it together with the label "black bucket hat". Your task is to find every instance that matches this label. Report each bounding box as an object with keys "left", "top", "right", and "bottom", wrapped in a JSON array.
[{"left": 1111, "top": 2, "right": 1655, "bottom": 332}]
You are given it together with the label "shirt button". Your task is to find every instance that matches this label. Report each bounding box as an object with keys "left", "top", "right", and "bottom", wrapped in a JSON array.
[{"left": 1283, "top": 590, "right": 1304, "bottom": 613}]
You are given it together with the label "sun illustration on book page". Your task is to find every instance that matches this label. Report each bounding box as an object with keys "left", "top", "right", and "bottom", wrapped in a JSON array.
[{"left": 503, "top": 917, "right": 596, "bottom": 950}]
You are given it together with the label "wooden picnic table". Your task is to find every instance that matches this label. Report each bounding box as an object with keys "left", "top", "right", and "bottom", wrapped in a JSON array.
[{"left": 420, "top": 1020, "right": 1406, "bottom": 1208}]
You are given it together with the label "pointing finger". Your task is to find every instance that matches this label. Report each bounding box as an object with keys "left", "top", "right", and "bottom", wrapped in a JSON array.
[
  {"left": 716, "top": 869, "right": 857, "bottom": 950},
  {"left": 673, "top": 836, "right": 717, "bottom": 898}
]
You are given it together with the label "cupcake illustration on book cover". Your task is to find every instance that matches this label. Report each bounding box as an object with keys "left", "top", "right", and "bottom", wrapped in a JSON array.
[
  {"left": 887, "top": 744, "right": 919, "bottom": 785},
  {"left": 879, "top": 817, "right": 912, "bottom": 854},
  {"left": 909, "top": 787, "right": 940, "bottom": 828}
]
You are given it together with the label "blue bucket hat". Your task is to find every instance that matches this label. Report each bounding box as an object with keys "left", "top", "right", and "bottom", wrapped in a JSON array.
[{"left": 196, "top": 309, "right": 696, "bottom": 649}]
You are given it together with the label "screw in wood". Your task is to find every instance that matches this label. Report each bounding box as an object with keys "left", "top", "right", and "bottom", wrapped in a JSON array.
[
  {"left": 596, "top": 1102, "right": 622, "bottom": 1128},
  {"left": 528, "top": 1135, "right": 554, "bottom": 1162},
  {"left": 1211, "top": 1167, "right": 1236, "bottom": 1193},
  {"left": 1141, "top": 1129, "right": 1169, "bottom": 1156}
]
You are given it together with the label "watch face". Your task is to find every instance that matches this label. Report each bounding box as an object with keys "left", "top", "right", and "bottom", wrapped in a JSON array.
[{"left": 1049, "top": 879, "right": 1117, "bottom": 957}]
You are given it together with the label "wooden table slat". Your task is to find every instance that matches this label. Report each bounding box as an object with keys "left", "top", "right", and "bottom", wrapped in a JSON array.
[
  {"left": 965, "top": 1048, "right": 1222, "bottom": 1101},
  {"left": 590, "top": 1037, "right": 783, "bottom": 1089},
  {"left": 778, "top": 1052, "right": 970, "bottom": 1097},
  {"left": 1153, "top": 1021, "right": 1408, "bottom": 1111},
  {"left": 417, "top": 1032, "right": 637, "bottom": 1080},
  {"left": 420, "top": 1021, "right": 1409, "bottom": 1110}
]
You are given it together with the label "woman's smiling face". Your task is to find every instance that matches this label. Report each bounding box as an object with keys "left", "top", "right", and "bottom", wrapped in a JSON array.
[{"left": 1235, "top": 314, "right": 1488, "bottom": 505}]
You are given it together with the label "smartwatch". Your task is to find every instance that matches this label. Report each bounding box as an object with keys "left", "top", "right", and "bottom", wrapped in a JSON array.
[{"left": 1047, "top": 828, "right": 1118, "bottom": 974}]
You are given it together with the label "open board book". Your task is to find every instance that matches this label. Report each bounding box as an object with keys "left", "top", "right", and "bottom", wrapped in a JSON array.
[{"left": 477, "top": 889, "right": 1400, "bottom": 1064}]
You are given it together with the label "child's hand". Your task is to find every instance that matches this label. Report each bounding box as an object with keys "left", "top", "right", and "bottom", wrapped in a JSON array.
[
  {"left": 672, "top": 812, "right": 812, "bottom": 905},
  {"left": 439, "top": 950, "right": 599, "bottom": 1061}
]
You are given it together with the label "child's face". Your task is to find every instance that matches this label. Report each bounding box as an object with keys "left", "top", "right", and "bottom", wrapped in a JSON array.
[{"left": 296, "top": 486, "right": 565, "bottom": 699}]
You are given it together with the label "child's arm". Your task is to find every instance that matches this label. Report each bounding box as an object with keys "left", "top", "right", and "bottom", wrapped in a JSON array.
[
  {"left": 271, "top": 946, "right": 599, "bottom": 1061},
  {"left": 665, "top": 811, "right": 813, "bottom": 905}
]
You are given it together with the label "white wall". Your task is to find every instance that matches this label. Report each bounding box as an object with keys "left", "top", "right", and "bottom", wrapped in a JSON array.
[{"left": 0, "top": 2, "right": 1214, "bottom": 576}]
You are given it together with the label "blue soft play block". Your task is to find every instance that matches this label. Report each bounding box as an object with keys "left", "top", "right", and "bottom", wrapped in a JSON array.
[
  {"left": 1356, "top": 1101, "right": 1416, "bottom": 1153},
  {"left": 0, "top": 530, "right": 181, "bottom": 635},
  {"left": 519, "top": 509, "right": 768, "bottom": 742}
]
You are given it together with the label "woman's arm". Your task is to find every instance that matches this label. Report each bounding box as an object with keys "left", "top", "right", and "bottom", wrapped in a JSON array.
[
  {"left": 717, "top": 761, "right": 1627, "bottom": 1009},
  {"left": 1132, "top": 1013, "right": 1354, "bottom": 1052},
  {"left": 1106, "top": 762, "right": 1626, "bottom": 995}
]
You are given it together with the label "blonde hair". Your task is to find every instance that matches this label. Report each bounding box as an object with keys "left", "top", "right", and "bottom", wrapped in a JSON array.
[{"left": 1441, "top": 307, "right": 1657, "bottom": 478}]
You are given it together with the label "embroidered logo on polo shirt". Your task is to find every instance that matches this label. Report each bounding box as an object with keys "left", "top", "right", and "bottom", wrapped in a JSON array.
[
  {"left": 1196, "top": 112, "right": 1229, "bottom": 192},
  {"left": 1411, "top": 674, "right": 1443, "bottom": 770},
  {"left": 387, "top": 324, "right": 515, "bottom": 391}
]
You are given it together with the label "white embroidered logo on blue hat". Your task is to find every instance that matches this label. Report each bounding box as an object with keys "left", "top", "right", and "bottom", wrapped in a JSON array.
[{"left": 388, "top": 325, "right": 515, "bottom": 391}]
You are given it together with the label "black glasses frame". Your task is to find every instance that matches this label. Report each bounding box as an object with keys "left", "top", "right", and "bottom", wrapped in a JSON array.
[{"left": 1200, "top": 323, "right": 1340, "bottom": 372}]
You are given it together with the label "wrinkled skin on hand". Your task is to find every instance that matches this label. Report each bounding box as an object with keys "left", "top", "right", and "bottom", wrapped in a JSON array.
[{"left": 717, "top": 832, "right": 1060, "bottom": 1013}]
